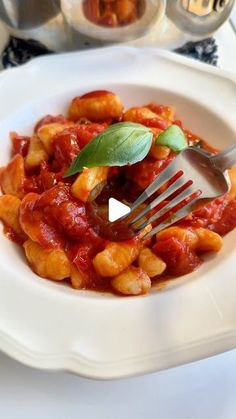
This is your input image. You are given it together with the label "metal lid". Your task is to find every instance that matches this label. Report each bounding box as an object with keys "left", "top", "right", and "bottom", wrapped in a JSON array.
[
  {"left": 166, "top": 0, "right": 235, "bottom": 35},
  {"left": 0, "top": 0, "right": 60, "bottom": 30}
]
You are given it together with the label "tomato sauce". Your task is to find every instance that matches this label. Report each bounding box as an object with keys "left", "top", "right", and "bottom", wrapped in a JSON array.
[
  {"left": 11, "top": 132, "right": 30, "bottom": 157},
  {"left": 83, "top": 0, "right": 146, "bottom": 28},
  {"left": 34, "top": 114, "right": 69, "bottom": 133},
  {"left": 1, "top": 97, "right": 236, "bottom": 295}
]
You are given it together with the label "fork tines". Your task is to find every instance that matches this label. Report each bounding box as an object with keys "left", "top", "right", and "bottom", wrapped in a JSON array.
[{"left": 124, "top": 162, "right": 202, "bottom": 239}]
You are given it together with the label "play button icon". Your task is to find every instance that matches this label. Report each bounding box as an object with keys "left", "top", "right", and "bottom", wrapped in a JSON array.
[
  {"left": 108, "top": 198, "right": 130, "bottom": 222},
  {"left": 86, "top": 184, "right": 136, "bottom": 241}
]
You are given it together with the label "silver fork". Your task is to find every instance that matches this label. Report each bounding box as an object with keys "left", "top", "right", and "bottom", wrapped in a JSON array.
[{"left": 122, "top": 144, "right": 236, "bottom": 239}]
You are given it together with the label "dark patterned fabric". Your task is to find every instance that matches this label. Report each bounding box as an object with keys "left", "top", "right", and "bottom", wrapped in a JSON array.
[
  {"left": 1, "top": 36, "right": 218, "bottom": 69},
  {"left": 2, "top": 36, "right": 52, "bottom": 68},
  {"left": 174, "top": 37, "right": 218, "bottom": 66}
]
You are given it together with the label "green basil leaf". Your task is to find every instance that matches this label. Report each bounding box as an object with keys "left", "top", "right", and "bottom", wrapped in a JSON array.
[
  {"left": 155, "top": 125, "right": 187, "bottom": 152},
  {"left": 65, "top": 122, "right": 153, "bottom": 177}
]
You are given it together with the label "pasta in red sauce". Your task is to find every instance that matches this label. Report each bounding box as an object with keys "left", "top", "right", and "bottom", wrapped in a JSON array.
[{"left": 0, "top": 90, "right": 236, "bottom": 296}]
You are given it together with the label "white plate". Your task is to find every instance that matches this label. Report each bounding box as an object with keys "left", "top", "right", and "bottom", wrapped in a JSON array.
[{"left": 0, "top": 47, "right": 236, "bottom": 379}]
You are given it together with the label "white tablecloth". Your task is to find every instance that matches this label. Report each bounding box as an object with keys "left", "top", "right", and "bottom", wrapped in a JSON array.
[
  {"left": 0, "top": 350, "right": 236, "bottom": 419},
  {"left": 0, "top": 18, "right": 236, "bottom": 419}
]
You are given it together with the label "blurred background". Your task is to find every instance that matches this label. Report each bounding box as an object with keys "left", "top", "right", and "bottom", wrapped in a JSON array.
[{"left": 0, "top": 0, "right": 235, "bottom": 54}]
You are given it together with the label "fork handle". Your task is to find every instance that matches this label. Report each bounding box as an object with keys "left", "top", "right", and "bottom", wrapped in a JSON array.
[{"left": 210, "top": 144, "right": 236, "bottom": 172}]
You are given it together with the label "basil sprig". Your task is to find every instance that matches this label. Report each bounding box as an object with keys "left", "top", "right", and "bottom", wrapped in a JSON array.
[
  {"left": 156, "top": 125, "right": 187, "bottom": 152},
  {"left": 65, "top": 122, "right": 153, "bottom": 177}
]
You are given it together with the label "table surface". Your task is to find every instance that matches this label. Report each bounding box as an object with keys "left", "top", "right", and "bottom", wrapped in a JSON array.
[{"left": 0, "top": 17, "right": 236, "bottom": 419}]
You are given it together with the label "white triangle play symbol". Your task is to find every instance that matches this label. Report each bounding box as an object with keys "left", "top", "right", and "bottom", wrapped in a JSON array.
[{"left": 108, "top": 198, "right": 130, "bottom": 222}]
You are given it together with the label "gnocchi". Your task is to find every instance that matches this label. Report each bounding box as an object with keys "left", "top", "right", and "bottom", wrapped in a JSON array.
[
  {"left": 0, "top": 154, "right": 25, "bottom": 198},
  {"left": 149, "top": 142, "right": 171, "bottom": 160},
  {"left": 157, "top": 227, "right": 199, "bottom": 249},
  {"left": 24, "top": 239, "right": 70, "bottom": 280},
  {"left": 0, "top": 90, "right": 234, "bottom": 296},
  {"left": 71, "top": 167, "right": 109, "bottom": 202},
  {"left": 111, "top": 266, "right": 151, "bottom": 295},
  {"left": 37, "top": 122, "right": 74, "bottom": 154},
  {"left": 70, "top": 263, "right": 87, "bottom": 289},
  {"left": 0, "top": 194, "right": 25, "bottom": 237},
  {"left": 138, "top": 247, "right": 166, "bottom": 277},
  {"left": 25, "top": 135, "right": 49, "bottom": 170},
  {"left": 68, "top": 90, "right": 123, "bottom": 122},
  {"left": 93, "top": 241, "right": 140, "bottom": 277},
  {"left": 123, "top": 107, "right": 158, "bottom": 123},
  {"left": 228, "top": 167, "right": 236, "bottom": 200},
  {"left": 157, "top": 226, "right": 222, "bottom": 253}
]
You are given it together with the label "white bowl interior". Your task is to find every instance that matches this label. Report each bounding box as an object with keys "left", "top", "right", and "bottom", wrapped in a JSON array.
[{"left": 0, "top": 82, "right": 235, "bottom": 299}]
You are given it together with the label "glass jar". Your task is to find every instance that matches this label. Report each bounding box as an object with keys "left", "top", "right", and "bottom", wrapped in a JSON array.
[{"left": 61, "top": 0, "right": 166, "bottom": 43}]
